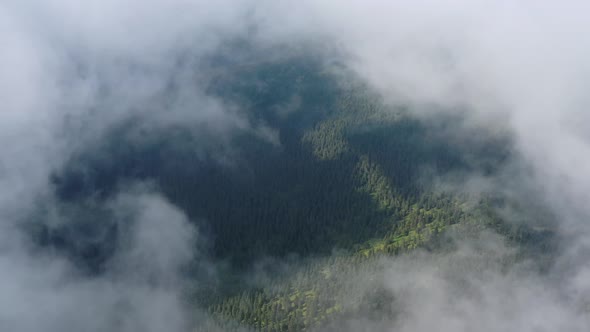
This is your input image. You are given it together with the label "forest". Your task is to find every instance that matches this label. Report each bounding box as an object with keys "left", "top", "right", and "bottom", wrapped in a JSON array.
[
  {"left": 35, "top": 56, "right": 556, "bottom": 331},
  {"left": 4, "top": 2, "right": 589, "bottom": 332}
]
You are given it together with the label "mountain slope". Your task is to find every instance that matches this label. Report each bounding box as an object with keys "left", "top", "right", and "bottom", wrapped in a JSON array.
[{"left": 37, "top": 57, "right": 554, "bottom": 331}]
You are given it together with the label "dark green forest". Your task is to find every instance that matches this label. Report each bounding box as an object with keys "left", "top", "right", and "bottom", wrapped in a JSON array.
[{"left": 38, "top": 57, "right": 555, "bottom": 331}]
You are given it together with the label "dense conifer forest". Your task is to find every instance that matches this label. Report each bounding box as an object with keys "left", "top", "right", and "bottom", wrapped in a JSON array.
[
  {"left": 5, "top": 2, "right": 590, "bottom": 332},
  {"left": 29, "top": 57, "right": 555, "bottom": 331}
]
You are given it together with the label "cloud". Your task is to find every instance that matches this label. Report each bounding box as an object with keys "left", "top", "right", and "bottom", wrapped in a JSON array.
[
  {"left": 2, "top": 0, "right": 590, "bottom": 331},
  {"left": 381, "top": 238, "right": 589, "bottom": 332},
  {"left": 0, "top": 189, "right": 197, "bottom": 332},
  {"left": 253, "top": 1, "right": 590, "bottom": 330},
  {"left": 0, "top": 1, "right": 259, "bottom": 331},
  {"left": 285, "top": 1, "right": 590, "bottom": 227}
]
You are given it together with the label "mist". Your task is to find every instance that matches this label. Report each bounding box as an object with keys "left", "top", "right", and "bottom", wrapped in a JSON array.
[
  {"left": 2, "top": 0, "right": 590, "bottom": 331},
  {"left": 287, "top": 2, "right": 590, "bottom": 331},
  {"left": 0, "top": 1, "right": 257, "bottom": 331}
]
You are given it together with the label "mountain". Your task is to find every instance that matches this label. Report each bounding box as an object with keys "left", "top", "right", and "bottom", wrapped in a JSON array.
[{"left": 32, "top": 56, "right": 555, "bottom": 332}]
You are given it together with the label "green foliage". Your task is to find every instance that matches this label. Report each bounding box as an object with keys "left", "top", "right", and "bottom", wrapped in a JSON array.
[
  {"left": 50, "top": 57, "right": 548, "bottom": 331},
  {"left": 191, "top": 69, "right": 515, "bottom": 331}
]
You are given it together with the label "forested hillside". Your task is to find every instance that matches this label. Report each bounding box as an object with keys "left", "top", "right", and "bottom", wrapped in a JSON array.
[
  {"left": 40, "top": 57, "right": 554, "bottom": 331},
  {"left": 5, "top": 2, "right": 590, "bottom": 332}
]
